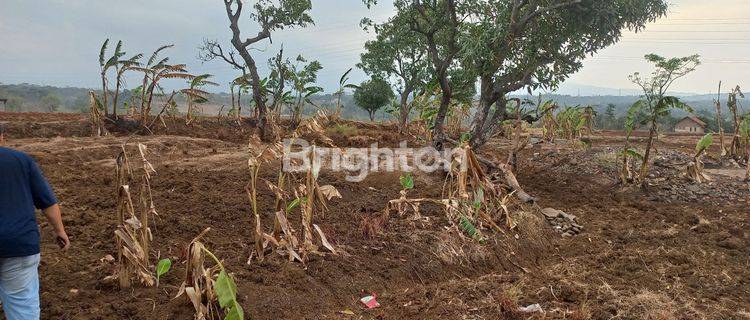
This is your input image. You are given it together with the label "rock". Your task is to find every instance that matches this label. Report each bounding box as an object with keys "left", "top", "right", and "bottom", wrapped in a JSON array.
[{"left": 541, "top": 208, "right": 562, "bottom": 219}]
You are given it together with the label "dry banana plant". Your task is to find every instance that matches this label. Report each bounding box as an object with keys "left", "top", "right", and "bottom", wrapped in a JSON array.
[
  {"left": 176, "top": 228, "right": 244, "bottom": 320},
  {"left": 728, "top": 85, "right": 745, "bottom": 159},
  {"left": 298, "top": 147, "right": 340, "bottom": 262},
  {"left": 89, "top": 91, "right": 108, "bottom": 137},
  {"left": 443, "top": 144, "right": 515, "bottom": 231},
  {"left": 291, "top": 110, "right": 334, "bottom": 147},
  {"left": 108, "top": 144, "right": 158, "bottom": 289},
  {"left": 686, "top": 133, "right": 713, "bottom": 183},
  {"left": 256, "top": 147, "right": 341, "bottom": 264},
  {"left": 244, "top": 142, "right": 283, "bottom": 263}
]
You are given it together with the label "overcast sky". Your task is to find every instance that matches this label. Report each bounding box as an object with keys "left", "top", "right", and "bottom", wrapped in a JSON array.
[{"left": 0, "top": 0, "right": 748, "bottom": 95}]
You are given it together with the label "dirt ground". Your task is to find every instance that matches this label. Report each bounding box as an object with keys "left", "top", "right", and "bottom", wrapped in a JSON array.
[{"left": 1, "top": 112, "right": 748, "bottom": 320}]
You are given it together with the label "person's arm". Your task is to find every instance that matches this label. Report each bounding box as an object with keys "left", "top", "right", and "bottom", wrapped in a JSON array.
[
  {"left": 27, "top": 155, "right": 70, "bottom": 250},
  {"left": 43, "top": 204, "right": 69, "bottom": 250}
]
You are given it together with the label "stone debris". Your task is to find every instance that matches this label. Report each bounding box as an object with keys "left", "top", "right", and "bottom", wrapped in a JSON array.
[{"left": 540, "top": 208, "right": 583, "bottom": 236}]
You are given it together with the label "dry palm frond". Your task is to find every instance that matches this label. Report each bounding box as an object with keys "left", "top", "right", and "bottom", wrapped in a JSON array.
[
  {"left": 292, "top": 110, "right": 334, "bottom": 147},
  {"left": 181, "top": 88, "right": 211, "bottom": 99},
  {"left": 442, "top": 144, "right": 524, "bottom": 235},
  {"left": 161, "top": 72, "right": 196, "bottom": 80}
]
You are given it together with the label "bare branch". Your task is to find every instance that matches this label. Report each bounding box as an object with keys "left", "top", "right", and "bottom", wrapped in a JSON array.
[{"left": 198, "top": 39, "right": 245, "bottom": 71}]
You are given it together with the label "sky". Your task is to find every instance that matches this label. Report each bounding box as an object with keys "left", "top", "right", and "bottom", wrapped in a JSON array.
[{"left": 0, "top": 0, "right": 748, "bottom": 96}]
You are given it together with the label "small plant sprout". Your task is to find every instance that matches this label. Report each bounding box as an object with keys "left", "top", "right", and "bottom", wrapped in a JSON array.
[
  {"left": 156, "top": 258, "right": 172, "bottom": 287},
  {"left": 387, "top": 172, "right": 438, "bottom": 220},
  {"left": 686, "top": 133, "right": 714, "bottom": 183},
  {"left": 459, "top": 215, "right": 485, "bottom": 243},
  {"left": 399, "top": 173, "right": 414, "bottom": 190}
]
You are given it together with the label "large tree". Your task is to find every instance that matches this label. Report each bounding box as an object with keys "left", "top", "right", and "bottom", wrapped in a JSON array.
[
  {"left": 462, "top": 0, "right": 670, "bottom": 148},
  {"left": 364, "top": 0, "right": 670, "bottom": 149},
  {"left": 204, "top": 0, "right": 313, "bottom": 141}
]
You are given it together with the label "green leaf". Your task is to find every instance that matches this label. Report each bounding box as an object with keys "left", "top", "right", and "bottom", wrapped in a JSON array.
[
  {"left": 224, "top": 301, "right": 244, "bottom": 320},
  {"left": 625, "top": 100, "right": 646, "bottom": 134},
  {"left": 399, "top": 174, "right": 414, "bottom": 190},
  {"left": 339, "top": 68, "right": 353, "bottom": 86},
  {"left": 658, "top": 96, "right": 693, "bottom": 114},
  {"left": 623, "top": 148, "right": 643, "bottom": 160},
  {"left": 99, "top": 39, "right": 110, "bottom": 67},
  {"left": 156, "top": 258, "right": 172, "bottom": 280},
  {"left": 287, "top": 197, "right": 302, "bottom": 213},
  {"left": 215, "top": 270, "right": 238, "bottom": 309},
  {"left": 695, "top": 133, "right": 713, "bottom": 153},
  {"left": 459, "top": 215, "right": 484, "bottom": 243}
]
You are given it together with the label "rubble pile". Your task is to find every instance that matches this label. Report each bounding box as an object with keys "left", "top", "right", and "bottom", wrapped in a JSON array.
[{"left": 540, "top": 208, "right": 583, "bottom": 237}]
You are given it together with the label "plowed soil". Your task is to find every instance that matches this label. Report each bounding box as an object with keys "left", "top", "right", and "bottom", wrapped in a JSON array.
[{"left": 1, "top": 112, "right": 748, "bottom": 319}]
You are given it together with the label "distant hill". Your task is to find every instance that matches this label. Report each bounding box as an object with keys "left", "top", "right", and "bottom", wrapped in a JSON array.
[{"left": 1, "top": 83, "right": 747, "bottom": 127}]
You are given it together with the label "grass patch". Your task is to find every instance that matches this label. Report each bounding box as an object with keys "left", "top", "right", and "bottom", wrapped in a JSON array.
[{"left": 327, "top": 123, "right": 358, "bottom": 136}]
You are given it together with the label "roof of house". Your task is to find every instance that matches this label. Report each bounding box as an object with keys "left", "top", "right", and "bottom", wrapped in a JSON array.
[{"left": 678, "top": 115, "right": 707, "bottom": 127}]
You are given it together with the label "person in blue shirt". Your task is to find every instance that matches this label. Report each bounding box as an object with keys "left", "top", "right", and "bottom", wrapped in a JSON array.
[{"left": 0, "top": 123, "right": 70, "bottom": 320}]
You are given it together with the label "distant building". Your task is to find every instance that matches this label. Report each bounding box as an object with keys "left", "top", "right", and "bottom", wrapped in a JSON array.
[{"left": 674, "top": 115, "right": 706, "bottom": 134}]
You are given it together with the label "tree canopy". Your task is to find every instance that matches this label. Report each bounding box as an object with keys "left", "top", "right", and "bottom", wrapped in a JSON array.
[
  {"left": 353, "top": 77, "right": 395, "bottom": 121},
  {"left": 362, "top": 0, "right": 671, "bottom": 148}
]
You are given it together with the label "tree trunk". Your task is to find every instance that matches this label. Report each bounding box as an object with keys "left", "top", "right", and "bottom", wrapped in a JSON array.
[
  {"left": 291, "top": 97, "right": 302, "bottom": 130},
  {"left": 369, "top": 110, "right": 375, "bottom": 122},
  {"left": 237, "top": 87, "right": 242, "bottom": 122},
  {"left": 234, "top": 45, "right": 274, "bottom": 141},
  {"left": 112, "top": 71, "right": 121, "bottom": 119},
  {"left": 468, "top": 77, "right": 511, "bottom": 150},
  {"left": 639, "top": 119, "right": 658, "bottom": 181},
  {"left": 223, "top": 0, "right": 275, "bottom": 142},
  {"left": 398, "top": 87, "right": 413, "bottom": 133},
  {"left": 715, "top": 81, "right": 726, "bottom": 156},
  {"left": 101, "top": 72, "right": 109, "bottom": 118},
  {"left": 230, "top": 84, "right": 236, "bottom": 112},
  {"left": 432, "top": 75, "right": 452, "bottom": 151}
]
